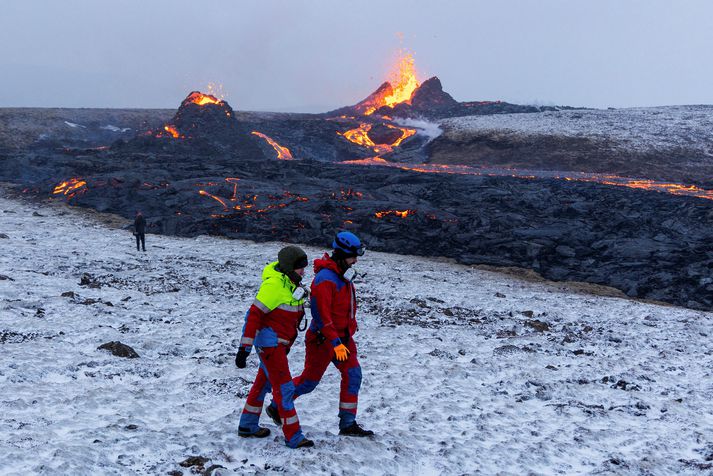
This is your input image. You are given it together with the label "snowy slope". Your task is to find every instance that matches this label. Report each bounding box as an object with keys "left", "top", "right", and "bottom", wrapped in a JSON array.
[
  {"left": 440, "top": 106, "right": 713, "bottom": 155},
  {"left": 1, "top": 191, "right": 713, "bottom": 475}
]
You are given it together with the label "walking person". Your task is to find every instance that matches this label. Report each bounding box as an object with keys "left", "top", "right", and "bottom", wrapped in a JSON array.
[
  {"left": 133, "top": 211, "right": 146, "bottom": 251},
  {"left": 266, "top": 231, "right": 374, "bottom": 437},
  {"left": 235, "top": 245, "right": 314, "bottom": 449}
]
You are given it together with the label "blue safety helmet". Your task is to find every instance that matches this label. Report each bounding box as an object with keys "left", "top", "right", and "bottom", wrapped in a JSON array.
[{"left": 332, "top": 231, "right": 366, "bottom": 257}]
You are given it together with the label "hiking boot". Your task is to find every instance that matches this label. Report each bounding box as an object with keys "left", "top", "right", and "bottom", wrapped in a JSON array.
[
  {"left": 294, "top": 437, "right": 315, "bottom": 448},
  {"left": 266, "top": 404, "right": 281, "bottom": 426},
  {"left": 339, "top": 422, "right": 374, "bottom": 437},
  {"left": 238, "top": 426, "right": 271, "bottom": 438}
]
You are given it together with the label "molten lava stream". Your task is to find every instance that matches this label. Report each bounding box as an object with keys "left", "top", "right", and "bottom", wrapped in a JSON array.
[
  {"left": 339, "top": 123, "right": 416, "bottom": 158},
  {"left": 251, "top": 132, "right": 294, "bottom": 160},
  {"left": 199, "top": 190, "right": 228, "bottom": 210},
  {"left": 375, "top": 209, "right": 415, "bottom": 219},
  {"left": 53, "top": 178, "right": 87, "bottom": 197}
]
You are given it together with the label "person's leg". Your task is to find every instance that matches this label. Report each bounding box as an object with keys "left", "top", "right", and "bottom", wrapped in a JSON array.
[
  {"left": 135, "top": 233, "right": 140, "bottom": 251},
  {"left": 261, "top": 346, "right": 309, "bottom": 447},
  {"left": 267, "top": 331, "right": 332, "bottom": 424},
  {"left": 238, "top": 364, "right": 272, "bottom": 435},
  {"left": 293, "top": 331, "right": 333, "bottom": 398},
  {"left": 140, "top": 234, "right": 146, "bottom": 251},
  {"left": 336, "top": 339, "right": 361, "bottom": 429}
]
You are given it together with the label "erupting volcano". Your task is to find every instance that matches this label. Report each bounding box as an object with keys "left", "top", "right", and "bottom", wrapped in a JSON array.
[
  {"left": 355, "top": 51, "right": 420, "bottom": 116},
  {"left": 331, "top": 50, "right": 552, "bottom": 119},
  {"left": 148, "top": 91, "right": 237, "bottom": 141}
]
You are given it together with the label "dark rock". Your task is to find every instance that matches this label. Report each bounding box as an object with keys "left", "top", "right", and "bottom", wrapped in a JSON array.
[
  {"left": 495, "top": 292, "right": 506, "bottom": 298},
  {"left": 0, "top": 233, "right": 8, "bottom": 238},
  {"left": 35, "top": 308, "right": 45, "bottom": 318},
  {"left": 61, "top": 291, "right": 76, "bottom": 298},
  {"left": 32, "top": 211, "right": 43, "bottom": 217},
  {"left": 367, "top": 123, "right": 403, "bottom": 145},
  {"left": 525, "top": 320, "right": 550, "bottom": 332},
  {"left": 521, "top": 310, "right": 534, "bottom": 318},
  {"left": 179, "top": 456, "right": 209, "bottom": 468},
  {"left": 98, "top": 341, "right": 139, "bottom": 358},
  {"left": 79, "top": 273, "right": 101, "bottom": 288},
  {"left": 125, "top": 424, "right": 138, "bottom": 430},
  {"left": 493, "top": 345, "right": 533, "bottom": 355},
  {"left": 611, "top": 379, "right": 640, "bottom": 391},
  {"left": 0, "top": 274, "right": 14, "bottom": 281},
  {"left": 204, "top": 464, "right": 226, "bottom": 475},
  {"left": 408, "top": 77, "right": 459, "bottom": 112}
]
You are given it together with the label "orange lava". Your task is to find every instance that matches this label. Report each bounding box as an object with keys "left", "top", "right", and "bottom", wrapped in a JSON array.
[
  {"left": 199, "top": 190, "right": 228, "bottom": 209},
  {"left": 186, "top": 91, "right": 223, "bottom": 106},
  {"left": 375, "top": 209, "right": 415, "bottom": 219},
  {"left": 164, "top": 124, "right": 181, "bottom": 138},
  {"left": 251, "top": 132, "right": 294, "bottom": 160},
  {"left": 53, "top": 178, "right": 87, "bottom": 198},
  {"left": 364, "top": 50, "right": 420, "bottom": 115},
  {"left": 338, "top": 123, "right": 416, "bottom": 156}
]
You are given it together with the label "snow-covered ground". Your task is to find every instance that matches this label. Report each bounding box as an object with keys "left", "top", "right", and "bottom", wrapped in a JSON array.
[
  {"left": 2, "top": 191, "right": 713, "bottom": 475},
  {"left": 440, "top": 106, "right": 713, "bottom": 155}
]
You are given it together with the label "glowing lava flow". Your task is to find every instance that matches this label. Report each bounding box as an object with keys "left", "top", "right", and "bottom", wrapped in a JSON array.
[
  {"left": 375, "top": 209, "right": 415, "bottom": 219},
  {"left": 53, "top": 178, "right": 87, "bottom": 198},
  {"left": 251, "top": 132, "right": 294, "bottom": 160},
  {"left": 186, "top": 91, "right": 223, "bottom": 106},
  {"left": 199, "top": 190, "right": 228, "bottom": 209},
  {"left": 338, "top": 123, "right": 417, "bottom": 156},
  {"left": 342, "top": 159, "right": 713, "bottom": 201},
  {"left": 163, "top": 124, "right": 181, "bottom": 138}
]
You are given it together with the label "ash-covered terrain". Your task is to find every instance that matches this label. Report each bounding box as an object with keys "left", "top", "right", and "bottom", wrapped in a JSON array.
[
  {"left": 2, "top": 193, "right": 713, "bottom": 475},
  {"left": 1, "top": 76, "right": 713, "bottom": 311}
]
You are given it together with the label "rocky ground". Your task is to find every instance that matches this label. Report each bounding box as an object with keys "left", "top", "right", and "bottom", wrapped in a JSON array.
[{"left": 2, "top": 104, "right": 713, "bottom": 313}]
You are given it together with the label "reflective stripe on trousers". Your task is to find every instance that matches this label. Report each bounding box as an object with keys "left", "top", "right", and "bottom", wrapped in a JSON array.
[
  {"left": 244, "top": 403, "right": 262, "bottom": 414},
  {"left": 282, "top": 415, "right": 299, "bottom": 425}
]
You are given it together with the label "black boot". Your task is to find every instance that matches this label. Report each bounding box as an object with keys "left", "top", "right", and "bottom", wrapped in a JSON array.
[
  {"left": 339, "top": 422, "right": 374, "bottom": 437},
  {"left": 294, "top": 438, "right": 315, "bottom": 448},
  {"left": 265, "top": 404, "right": 281, "bottom": 426},
  {"left": 238, "top": 426, "right": 271, "bottom": 438}
]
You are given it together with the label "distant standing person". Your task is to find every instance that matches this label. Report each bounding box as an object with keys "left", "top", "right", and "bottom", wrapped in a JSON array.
[{"left": 134, "top": 211, "right": 146, "bottom": 251}]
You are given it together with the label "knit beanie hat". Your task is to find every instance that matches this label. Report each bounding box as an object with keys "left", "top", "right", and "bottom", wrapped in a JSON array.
[{"left": 277, "top": 245, "right": 308, "bottom": 284}]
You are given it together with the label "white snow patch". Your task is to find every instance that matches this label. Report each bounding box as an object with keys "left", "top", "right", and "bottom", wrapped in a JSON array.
[
  {"left": 101, "top": 125, "right": 132, "bottom": 133},
  {"left": 1, "top": 190, "right": 712, "bottom": 475},
  {"left": 63, "top": 121, "right": 86, "bottom": 129},
  {"left": 441, "top": 105, "right": 713, "bottom": 155}
]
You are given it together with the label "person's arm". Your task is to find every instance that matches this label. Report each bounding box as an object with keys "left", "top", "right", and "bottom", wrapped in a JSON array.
[{"left": 312, "top": 279, "right": 340, "bottom": 346}]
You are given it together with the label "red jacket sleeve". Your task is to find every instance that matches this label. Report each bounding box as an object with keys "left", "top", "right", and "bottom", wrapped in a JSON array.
[
  {"left": 312, "top": 279, "right": 341, "bottom": 346},
  {"left": 240, "top": 303, "right": 266, "bottom": 349}
]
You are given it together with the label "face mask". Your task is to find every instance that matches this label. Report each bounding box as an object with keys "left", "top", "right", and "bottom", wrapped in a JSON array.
[{"left": 342, "top": 268, "right": 356, "bottom": 282}]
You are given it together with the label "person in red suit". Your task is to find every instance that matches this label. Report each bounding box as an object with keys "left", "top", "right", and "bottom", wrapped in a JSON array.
[
  {"left": 266, "top": 231, "right": 374, "bottom": 437},
  {"left": 235, "top": 245, "right": 314, "bottom": 448}
]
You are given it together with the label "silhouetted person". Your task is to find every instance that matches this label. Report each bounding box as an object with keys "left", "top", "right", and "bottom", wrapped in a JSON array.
[{"left": 134, "top": 211, "right": 146, "bottom": 251}]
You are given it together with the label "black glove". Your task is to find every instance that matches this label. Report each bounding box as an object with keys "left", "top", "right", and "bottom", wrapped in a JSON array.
[{"left": 235, "top": 348, "right": 250, "bottom": 368}]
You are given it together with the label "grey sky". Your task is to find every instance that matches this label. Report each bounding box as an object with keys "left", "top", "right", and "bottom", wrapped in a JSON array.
[{"left": 1, "top": 0, "right": 712, "bottom": 111}]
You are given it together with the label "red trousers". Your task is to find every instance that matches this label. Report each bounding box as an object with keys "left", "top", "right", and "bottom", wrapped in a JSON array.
[
  {"left": 240, "top": 345, "right": 305, "bottom": 447},
  {"left": 292, "top": 330, "right": 362, "bottom": 429}
]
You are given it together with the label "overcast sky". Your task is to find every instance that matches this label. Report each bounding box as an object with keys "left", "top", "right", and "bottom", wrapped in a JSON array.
[{"left": 1, "top": 0, "right": 712, "bottom": 111}]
